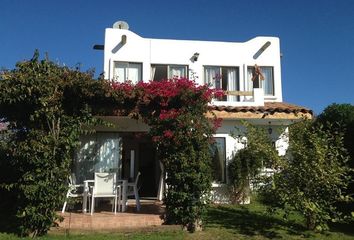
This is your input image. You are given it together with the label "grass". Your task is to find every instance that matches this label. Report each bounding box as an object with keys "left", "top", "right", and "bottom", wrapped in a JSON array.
[
  {"left": 0, "top": 202, "right": 353, "bottom": 239},
  {"left": 201, "top": 202, "right": 354, "bottom": 240}
]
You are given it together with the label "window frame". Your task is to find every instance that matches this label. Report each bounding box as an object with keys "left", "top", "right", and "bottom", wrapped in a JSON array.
[{"left": 113, "top": 61, "right": 143, "bottom": 83}]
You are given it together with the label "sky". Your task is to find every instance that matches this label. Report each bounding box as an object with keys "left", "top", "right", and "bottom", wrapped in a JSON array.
[{"left": 1, "top": 0, "right": 353, "bottom": 115}]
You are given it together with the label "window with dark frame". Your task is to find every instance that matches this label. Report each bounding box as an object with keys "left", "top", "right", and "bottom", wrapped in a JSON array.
[{"left": 210, "top": 137, "right": 226, "bottom": 183}]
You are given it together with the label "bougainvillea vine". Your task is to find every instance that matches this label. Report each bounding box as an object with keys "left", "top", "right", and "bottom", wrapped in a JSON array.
[{"left": 109, "top": 78, "right": 224, "bottom": 231}]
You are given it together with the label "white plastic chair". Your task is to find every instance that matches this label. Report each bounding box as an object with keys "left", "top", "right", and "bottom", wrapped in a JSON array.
[
  {"left": 62, "top": 174, "right": 85, "bottom": 213},
  {"left": 125, "top": 172, "right": 141, "bottom": 211},
  {"left": 90, "top": 172, "right": 118, "bottom": 215}
]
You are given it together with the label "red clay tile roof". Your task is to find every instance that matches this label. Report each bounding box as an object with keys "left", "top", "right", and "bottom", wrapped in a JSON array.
[{"left": 209, "top": 102, "right": 313, "bottom": 115}]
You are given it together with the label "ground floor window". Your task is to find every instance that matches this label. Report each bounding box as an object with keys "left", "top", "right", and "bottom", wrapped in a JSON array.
[{"left": 210, "top": 137, "right": 226, "bottom": 183}]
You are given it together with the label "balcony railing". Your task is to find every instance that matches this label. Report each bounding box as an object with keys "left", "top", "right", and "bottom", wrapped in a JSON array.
[{"left": 210, "top": 88, "right": 264, "bottom": 107}]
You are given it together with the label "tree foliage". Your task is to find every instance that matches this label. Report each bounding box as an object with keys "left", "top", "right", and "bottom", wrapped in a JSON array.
[
  {"left": 0, "top": 51, "right": 105, "bottom": 236},
  {"left": 0, "top": 52, "right": 222, "bottom": 235},
  {"left": 316, "top": 103, "right": 354, "bottom": 214},
  {"left": 228, "top": 122, "right": 281, "bottom": 203},
  {"left": 269, "top": 120, "right": 351, "bottom": 231},
  {"left": 316, "top": 103, "right": 354, "bottom": 164}
]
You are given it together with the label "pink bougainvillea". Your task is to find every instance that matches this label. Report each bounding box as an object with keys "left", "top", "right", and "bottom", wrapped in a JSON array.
[
  {"left": 108, "top": 77, "right": 224, "bottom": 230},
  {"left": 110, "top": 80, "right": 134, "bottom": 93},
  {"left": 212, "top": 117, "right": 223, "bottom": 131},
  {"left": 152, "top": 135, "right": 162, "bottom": 142},
  {"left": 163, "top": 129, "right": 174, "bottom": 138},
  {"left": 109, "top": 78, "right": 224, "bottom": 135},
  {"left": 159, "top": 109, "right": 181, "bottom": 120}
]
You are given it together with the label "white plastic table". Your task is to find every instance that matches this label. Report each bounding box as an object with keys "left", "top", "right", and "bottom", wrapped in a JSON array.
[
  {"left": 117, "top": 180, "right": 128, "bottom": 212},
  {"left": 82, "top": 180, "right": 94, "bottom": 213}
]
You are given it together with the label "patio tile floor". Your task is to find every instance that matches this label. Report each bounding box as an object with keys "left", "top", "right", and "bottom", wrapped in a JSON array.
[{"left": 56, "top": 200, "right": 166, "bottom": 231}]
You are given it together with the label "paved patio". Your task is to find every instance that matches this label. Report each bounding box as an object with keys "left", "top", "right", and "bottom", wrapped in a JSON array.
[{"left": 56, "top": 199, "right": 166, "bottom": 231}]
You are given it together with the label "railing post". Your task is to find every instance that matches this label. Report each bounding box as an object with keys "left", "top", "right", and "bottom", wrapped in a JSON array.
[{"left": 253, "top": 88, "right": 264, "bottom": 105}]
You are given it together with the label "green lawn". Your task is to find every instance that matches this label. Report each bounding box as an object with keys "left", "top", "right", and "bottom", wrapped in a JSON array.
[{"left": 1, "top": 202, "right": 353, "bottom": 239}]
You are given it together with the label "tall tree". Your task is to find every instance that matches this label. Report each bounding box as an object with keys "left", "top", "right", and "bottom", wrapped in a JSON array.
[
  {"left": 316, "top": 103, "right": 354, "bottom": 166},
  {"left": 316, "top": 103, "right": 354, "bottom": 215},
  {"left": 270, "top": 121, "right": 350, "bottom": 231}
]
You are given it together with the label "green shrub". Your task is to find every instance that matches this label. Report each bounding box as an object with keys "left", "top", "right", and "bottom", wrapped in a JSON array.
[
  {"left": 270, "top": 121, "right": 351, "bottom": 231},
  {"left": 0, "top": 52, "right": 103, "bottom": 236},
  {"left": 228, "top": 122, "right": 280, "bottom": 204}
]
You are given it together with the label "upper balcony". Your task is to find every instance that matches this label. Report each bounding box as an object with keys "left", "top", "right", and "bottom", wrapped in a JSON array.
[{"left": 211, "top": 88, "right": 264, "bottom": 107}]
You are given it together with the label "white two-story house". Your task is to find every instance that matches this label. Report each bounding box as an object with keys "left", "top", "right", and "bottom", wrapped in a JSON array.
[{"left": 74, "top": 21, "right": 312, "bottom": 203}]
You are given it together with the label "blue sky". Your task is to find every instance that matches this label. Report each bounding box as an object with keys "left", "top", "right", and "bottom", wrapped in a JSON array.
[{"left": 1, "top": 0, "right": 353, "bottom": 114}]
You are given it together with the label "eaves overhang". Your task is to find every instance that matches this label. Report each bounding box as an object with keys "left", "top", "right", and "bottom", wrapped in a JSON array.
[{"left": 207, "top": 102, "right": 313, "bottom": 120}]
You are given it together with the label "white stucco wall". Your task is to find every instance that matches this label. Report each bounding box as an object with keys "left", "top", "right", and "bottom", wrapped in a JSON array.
[{"left": 103, "top": 28, "right": 283, "bottom": 102}]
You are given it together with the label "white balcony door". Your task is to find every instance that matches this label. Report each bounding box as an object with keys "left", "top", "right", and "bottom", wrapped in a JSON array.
[
  {"left": 205, "top": 66, "right": 239, "bottom": 101},
  {"left": 247, "top": 66, "right": 274, "bottom": 96},
  {"left": 225, "top": 68, "right": 237, "bottom": 102},
  {"left": 205, "top": 66, "right": 221, "bottom": 89}
]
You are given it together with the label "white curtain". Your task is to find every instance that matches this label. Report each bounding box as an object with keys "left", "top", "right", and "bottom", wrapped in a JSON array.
[
  {"left": 247, "top": 68, "right": 254, "bottom": 92},
  {"left": 127, "top": 63, "right": 141, "bottom": 84},
  {"left": 247, "top": 66, "right": 274, "bottom": 95},
  {"left": 205, "top": 67, "right": 221, "bottom": 89},
  {"left": 113, "top": 63, "right": 127, "bottom": 82},
  {"left": 96, "top": 133, "right": 121, "bottom": 176},
  {"left": 74, "top": 133, "right": 121, "bottom": 183},
  {"left": 75, "top": 135, "right": 97, "bottom": 183},
  {"left": 261, "top": 67, "right": 273, "bottom": 95},
  {"left": 227, "top": 68, "right": 237, "bottom": 102},
  {"left": 169, "top": 65, "right": 186, "bottom": 79},
  {"left": 150, "top": 65, "right": 156, "bottom": 80}
]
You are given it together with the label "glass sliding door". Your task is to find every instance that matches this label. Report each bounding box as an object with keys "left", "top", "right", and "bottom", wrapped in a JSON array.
[
  {"left": 247, "top": 66, "right": 274, "bottom": 96},
  {"left": 205, "top": 66, "right": 221, "bottom": 89},
  {"left": 74, "top": 133, "right": 122, "bottom": 183},
  {"left": 204, "top": 66, "right": 239, "bottom": 101},
  {"left": 223, "top": 67, "right": 238, "bottom": 102},
  {"left": 261, "top": 67, "right": 274, "bottom": 96}
]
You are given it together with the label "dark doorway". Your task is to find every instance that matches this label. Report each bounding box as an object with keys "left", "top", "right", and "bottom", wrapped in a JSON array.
[{"left": 138, "top": 143, "right": 158, "bottom": 197}]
